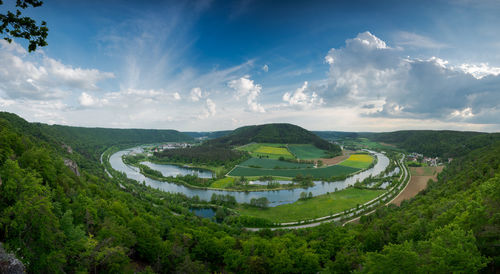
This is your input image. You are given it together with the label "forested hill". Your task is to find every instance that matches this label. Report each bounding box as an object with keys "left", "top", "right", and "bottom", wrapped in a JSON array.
[
  {"left": 366, "top": 130, "right": 497, "bottom": 158},
  {"left": 313, "top": 131, "right": 358, "bottom": 141},
  {"left": 0, "top": 112, "right": 193, "bottom": 158},
  {"left": 207, "top": 123, "right": 341, "bottom": 153},
  {"left": 0, "top": 112, "right": 500, "bottom": 272}
]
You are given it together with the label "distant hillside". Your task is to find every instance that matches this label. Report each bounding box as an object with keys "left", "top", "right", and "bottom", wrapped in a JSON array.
[
  {"left": 366, "top": 130, "right": 497, "bottom": 158},
  {"left": 207, "top": 123, "right": 341, "bottom": 153},
  {"left": 0, "top": 112, "right": 193, "bottom": 159},
  {"left": 183, "top": 130, "right": 232, "bottom": 140},
  {"left": 313, "top": 131, "right": 358, "bottom": 141}
]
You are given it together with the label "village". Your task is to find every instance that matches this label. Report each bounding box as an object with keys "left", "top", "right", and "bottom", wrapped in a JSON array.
[
  {"left": 406, "top": 152, "right": 452, "bottom": 166},
  {"left": 151, "top": 142, "right": 191, "bottom": 152}
]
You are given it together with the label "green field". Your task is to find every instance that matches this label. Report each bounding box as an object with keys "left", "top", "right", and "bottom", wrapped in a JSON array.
[
  {"left": 210, "top": 177, "right": 235, "bottom": 188},
  {"left": 237, "top": 188, "right": 385, "bottom": 223},
  {"left": 237, "top": 143, "right": 295, "bottom": 159},
  {"left": 338, "top": 154, "right": 374, "bottom": 169},
  {"left": 228, "top": 164, "right": 359, "bottom": 179},
  {"left": 239, "top": 158, "right": 313, "bottom": 169},
  {"left": 342, "top": 137, "right": 404, "bottom": 152},
  {"left": 288, "top": 144, "right": 329, "bottom": 159}
]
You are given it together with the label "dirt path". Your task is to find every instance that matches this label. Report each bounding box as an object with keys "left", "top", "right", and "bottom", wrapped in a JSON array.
[{"left": 390, "top": 166, "right": 443, "bottom": 206}]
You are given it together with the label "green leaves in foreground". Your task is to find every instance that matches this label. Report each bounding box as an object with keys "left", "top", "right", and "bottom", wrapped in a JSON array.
[{"left": 364, "top": 224, "right": 488, "bottom": 273}]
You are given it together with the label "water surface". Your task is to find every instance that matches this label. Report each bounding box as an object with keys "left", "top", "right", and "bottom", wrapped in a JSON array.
[{"left": 109, "top": 147, "right": 390, "bottom": 207}]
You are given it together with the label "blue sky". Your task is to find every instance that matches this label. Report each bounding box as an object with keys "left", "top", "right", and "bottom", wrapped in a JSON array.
[{"left": 1, "top": 0, "right": 499, "bottom": 131}]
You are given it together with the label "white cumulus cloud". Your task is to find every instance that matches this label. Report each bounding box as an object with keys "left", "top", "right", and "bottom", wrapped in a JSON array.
[
  {"left": 322, "top": 31, "right": 500, "bottom": 124},
  {"left": 190, "top": 87, "right": 202, "bottom": 101},
  {"left": 457, "top": 63, "right": 500, "bottom": 79},
  {"left": 0, "top": 40, "right": 114, "bottom": 100},
  {"left": 228, "top": 76, "right": 265, "bottom": 113},
  {"left": 198, "top": 98, "right": 217, "bottom": 119},
  {"left": 282, "top": 81, "right": 323, "bottom": 109}
]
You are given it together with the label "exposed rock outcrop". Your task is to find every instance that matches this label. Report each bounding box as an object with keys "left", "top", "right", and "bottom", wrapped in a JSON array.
[
  {"left": 0, "top": 243, "right": 25, "bottom": 274},
  {"left": 61, "top": 143, "right": 73, "bottom": 154},
  {"left": 63, "top": 158, "right": 80, "bottom": 177}
]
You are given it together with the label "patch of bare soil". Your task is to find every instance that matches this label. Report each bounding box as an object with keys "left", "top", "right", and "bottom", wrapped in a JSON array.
[
  {"left": 391, "top": 166, "right": 443, "bottom": 206},
  {"left": 320, "top": 150, "right": 354, "bottom": 166}
]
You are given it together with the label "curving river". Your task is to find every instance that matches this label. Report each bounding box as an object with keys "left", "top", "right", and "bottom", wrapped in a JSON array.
[{"left": 109, "top": 147, "right": 390, "bottom": 207}]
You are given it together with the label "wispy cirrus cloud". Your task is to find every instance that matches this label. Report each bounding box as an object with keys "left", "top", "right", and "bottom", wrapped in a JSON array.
[{"left": 394, "top": 31, "right": 449, "bottom": 49}]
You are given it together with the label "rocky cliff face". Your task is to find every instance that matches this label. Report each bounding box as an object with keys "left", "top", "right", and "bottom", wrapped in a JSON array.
[
  {"left": 62, "top": 143, "right": 73, "bottom": 154},
  {"left": 63, "top": 158, "right": 80, "bottom": 177},
  {"left": 0, "top": 243, "right": 25, "bottom": 274}
]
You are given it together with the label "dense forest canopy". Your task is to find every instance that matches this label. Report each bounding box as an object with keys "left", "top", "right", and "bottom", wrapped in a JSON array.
[
  {"left": 0, "top": 112, "right": 192, "bottom": 157},
  {"left": 313, "top": 131, "right": 359, "bottom": 141},
  {"left": 207, "top": 123, "right": 341, "bottom": 153},
  {"left": 366, "top": 130, "right": 496, "bottom": 158},
  {"left": 0, "top": 112, "right": 499, "bottom": 273},
  {"left": 154, "top": 145, "right": 248, "bottom": 166}
]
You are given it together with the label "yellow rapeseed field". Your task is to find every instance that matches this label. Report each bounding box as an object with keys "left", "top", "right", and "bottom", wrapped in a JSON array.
[
  {"left": 255, "top": 146, "right": 291, "bottom": 156},
  {"left": 347, "top": 154, "right": 373, "bottom": 163}
]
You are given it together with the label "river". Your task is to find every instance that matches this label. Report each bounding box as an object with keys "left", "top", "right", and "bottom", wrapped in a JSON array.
[{"left": 109, "top": 147, "right": 390, "bottom": 207}]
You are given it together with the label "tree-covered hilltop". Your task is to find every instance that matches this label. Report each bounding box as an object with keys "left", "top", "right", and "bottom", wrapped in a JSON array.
[
  {"left": 207, "top": 123, "right": 341, "bottom": 154},
  {"left": 0, "top": 111, "right": 193, "bottom": 158},
  {"left": 365, "top": 130, "right": 496, "bottom": 158},
  {"left": 0, "top": 112, "right": 499, "bottom": 272}
]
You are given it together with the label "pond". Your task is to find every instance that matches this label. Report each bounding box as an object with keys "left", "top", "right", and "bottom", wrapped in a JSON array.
[
  {"left": 140, "top": 161, "right": 213, "bottom": 178},
  {"left": 109, "top": 146, "right": 390, "bottom": 207},
  {"left": 189, "top": 207, "right": 216, "bottom": 218}
]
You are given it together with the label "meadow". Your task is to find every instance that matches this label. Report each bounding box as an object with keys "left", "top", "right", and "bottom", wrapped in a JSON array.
[
  {"left": 210, "top": 177, "right": 235, "bottom": 188},
  {"left": 237, "top": 187, "right": 385, "bottom": 223},
  {"left": 288, "top": 144, "right": 329, "bottom": 159}
]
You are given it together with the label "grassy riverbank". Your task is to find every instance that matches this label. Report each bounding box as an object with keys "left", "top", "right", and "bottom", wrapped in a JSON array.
[{"left": 237, "top": 187, "right": 385, "bottom": 223}]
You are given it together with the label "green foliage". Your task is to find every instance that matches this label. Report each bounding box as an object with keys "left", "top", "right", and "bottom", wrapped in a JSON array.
[
  {"left": 138, "top": 164, "right": 163, "bottom": 178},
  {"left": 210, "top": 193, "right": 237, "bottom": 207},
  {"left": 0, "top": 0, "right": 48, "bottom": 52},
  {"left": 207, "top": 123, "right": 341, "bottom": 154},
  {"left": 154, "top": 145, "right": 248, "bottom": 167},
  {"left": 363, "top": 225, "right": 488, "bottom": 273},
  {"left": 368, "top": 130, "right": 498, "bottom": 158},
  {"left": 238, "top": 188, "right": 384, "bottom": 223},
  {"left": 0, "top": 111, "right": 499, "bottom": 273},
  {"left": 249, "top": 197, "right": 269, "bottom": 208}
]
